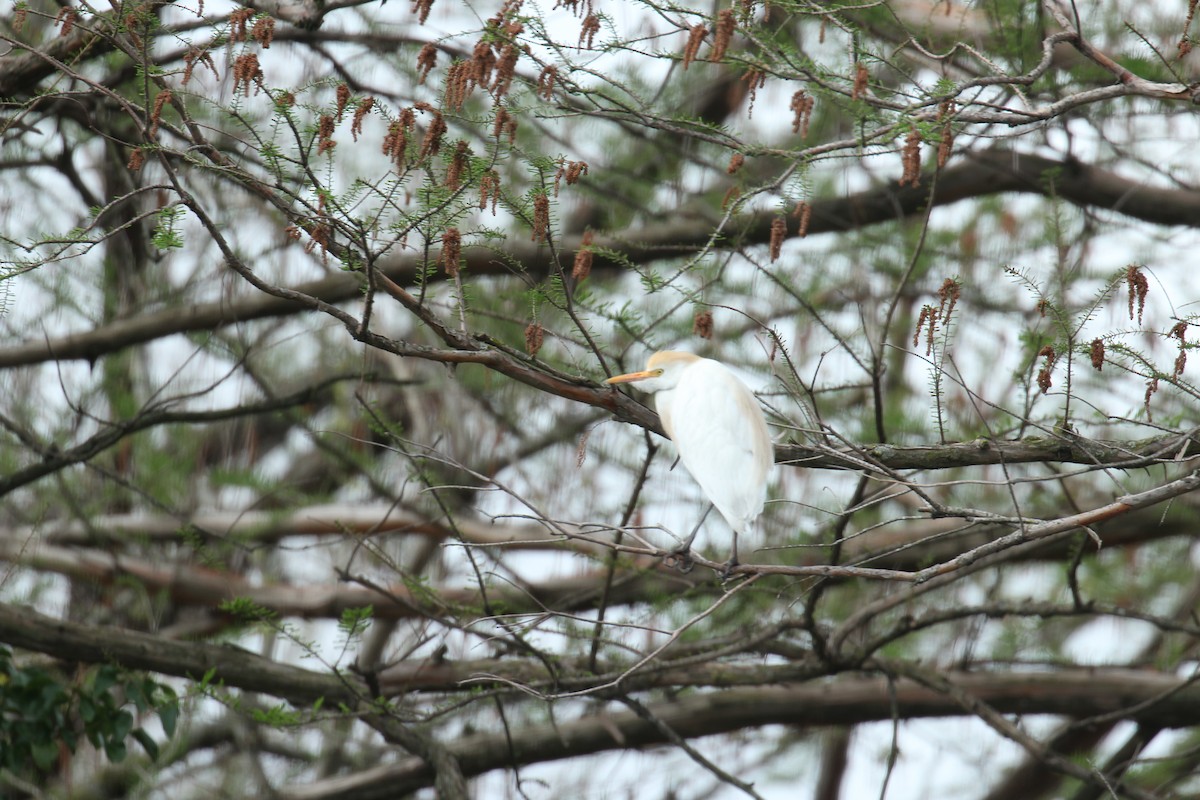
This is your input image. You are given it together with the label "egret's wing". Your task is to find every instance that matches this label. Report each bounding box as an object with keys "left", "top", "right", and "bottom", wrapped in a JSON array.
[{"left": 665, "top": 359, "right": 773, "bottom": 534}]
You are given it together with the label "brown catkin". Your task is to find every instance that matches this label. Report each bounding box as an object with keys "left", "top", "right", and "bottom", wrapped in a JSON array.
[
  {"left": 416, "top": 43, "right": 437, "bottom": 84},
  {"left": 936, "top": 99, "right": 956, "bottom": 168},
  {"left": 794, "top": 200, "right": 813, "bottom": 237},
  {"left": 914, "top": 304, "right": 939, "bottom": 356},
  {"left": 445, "top": 61, "right": 474, "bottom": 111},
  {"left": 229, "top": 7, "right": 252, "bottom": 41},
  {"left": 1172, "top": 321, "right": 1188, "bottom": 376},
  {"left": 446, "top": 140, "right": 470, "bottom": 191},
  {"left": 252, "top": 15, "right": 275, "bottom": 48},
  {"left": 532, "top": 193, "right": 550, "bottom": 242},
  {"left": 1126, "top": 265, "right": 1149, "bottom": 325},
  {"left": 580, "top": 13, "right": 601, "bottom": 49},
  {"left": 572, "top": 229, "right": 595, "bottom": 281},
  {"left": 492, "top": 34, "right": 522, "bottom": 99},
  {"left": 479, "top": 170, "right": 500, "bottom": 213},
  {"left": 471, "top": 39, "right": 496, "bottom": 87},
  {"left": 711, "top": 9, "right": 736, "bottom": 62},
  {"left": 441, "top": 228, "right": 461, "bottom": 276},
  {"left": 769, "top": 217, "right": 786, "bottom": 262},
  {"left": 420, "top": 110, "right": 447, "bottom": 159},
  {"left": 682, "top": 24, "right": 707, "bottom": 69},
  {"left": 790, "top": 90, "right": 814, "bottom": 137},
  {"left": 1037, "top": 345, "right": 1056, "bottom": 394},
  {"left": 412, "top": 0, "right": 434, "bottom": 24},
  {"left": 351, "top": 97, "right": 374, "bottom": 141},
  {"left": 899, "top": 130, "right": 922, "bottom": 187},
  {"left": 743, "top": 69, "right": 766, "bottom": 116},
  {"left": 537, "top": 65, "right": 557, "bottom": 100},
  {"left": 317, "top": 114, "right": 336, "bottom": 155},
  {"left": 232, "top": 53, "right": 262, "bottom": 97},
  {"left": 937, "top": 278, "right": 961, "bottom": 326},
  {"left": 525, "top": 323, "right": 544, "bottom": 355},
  {"left": 149, "top": 90, "right": 171, "bottom": 138},
  {"left": 382, "top": 108, "right": 416, "bottom": 168},
  {"left": 851, "top": 62, "right": 868, "bottom": 99}
]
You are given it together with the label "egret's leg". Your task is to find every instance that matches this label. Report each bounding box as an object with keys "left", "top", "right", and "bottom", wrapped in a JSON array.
[
  {"left": 678, "top": 503, "right": 712, "bottom": 552},
  {"left": 718, "top": 529, "right": 740, "bottom": 580},
  {"left": 664, "top": 503, "right": 713, "bottom": 573}
]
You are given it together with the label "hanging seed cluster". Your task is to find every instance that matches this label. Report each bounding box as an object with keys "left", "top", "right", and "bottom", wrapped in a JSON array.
[
  {"left": 913, "top": 278, "right": 963, "bottom": 357},
  {"left": 1077, "top": 267, "right": 1184, "bottom": 413},
  {"left": 769, "top": 217, "right": 786, "bottom": 262},
  {"left": 851, "top": 63, "right": 869, "bottom": 100},
  {"left": 1170, "top": 321, "right": 1189, "bottom": 377},
  {"left": 790, "top": 91, "right": 815, "bottom": 138},
  {"left": 231, "top": 53, "right": 262, "bottom": 97},
  {"left": 531, "top": 194, "right": 550, "bottom": 242},
  {"left": 937, "top": 99, "right": 956, "bottom": 168},
  {"left": 182, "top": 49, "right": 218, "bottom": 87},
  {"left": 441, "top": 228, "right": 462, "bottom": 277},
  {"left": 711, "top": 9, "right": 737, "bottom": 61},
  {"left": 554, "top": 159, "right": 589, "bottom": 196},
  {"left": 524, "top": 323, "right": 545, "bottom": 356},
  {"left": 350, "top": 99, "right": 374, "bottom": 141},
  {"left": 792, "top": 201, "right": 813, "bottom": 238},
  {"left": 743, "top": 69, "right": 767, "bottom": 116},
  {"left": 1180, "top": 0, "right": 1198, "bottom": 56},
  {"left": 1126, "top": 265, "right": 1149, "bottom": 326},
  {"left": 1036, "top": 345, "right": 1056, "bottom": 394},
  {"left": 149, "top": 91, "right": 171, "bottom": 138},
  {"left": 572, "top": 230, "right": 595, "bottom": 281},
  {"left": 682, "top": 25, "right": 708, "bottom": 70},
  {"left": 899, "top": 130, "right": 922, "bottom": 187}
]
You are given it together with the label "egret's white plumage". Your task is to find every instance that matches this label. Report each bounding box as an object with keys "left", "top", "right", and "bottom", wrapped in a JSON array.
[{"left": 604, "top": 351, "right": 773, "bottom": 565}]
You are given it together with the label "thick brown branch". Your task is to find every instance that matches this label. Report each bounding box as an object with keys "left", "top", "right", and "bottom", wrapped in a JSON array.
[
  {"left": 17, "top": 505, "right": 608, "bottom": 553},
  {"left": 280, "top": 668, "right": 1200, "bottom": 799},
  {"left": 0, "top": 537, "right": 706, "bottom": 622},
  {"left": 777, "top": 430, "right": 1200, "bottom": 472},
  {"left": 912, "top": 468, "right": 1200, "bottom": 583},
  {"left": 0, "top": 602, "right": 362, "bottom": 707}
]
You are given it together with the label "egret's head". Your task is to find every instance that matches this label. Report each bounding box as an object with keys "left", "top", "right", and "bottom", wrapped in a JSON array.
[{"left": 603, "top": 350, "right": 700, "bottom": 393}]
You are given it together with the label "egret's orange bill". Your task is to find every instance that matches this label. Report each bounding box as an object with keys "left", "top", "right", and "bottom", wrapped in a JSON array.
[{"left": 603, "top": 369, "right": 658, "bottom": 385}]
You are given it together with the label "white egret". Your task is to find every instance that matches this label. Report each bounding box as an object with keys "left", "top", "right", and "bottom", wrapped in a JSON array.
[{"left": 604, "top": 351, "right": 773, "bottom": 570}]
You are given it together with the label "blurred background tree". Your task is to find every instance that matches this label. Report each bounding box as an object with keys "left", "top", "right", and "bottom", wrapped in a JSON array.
[{"left": 2, "top": 0, "right": 1200, "bottom": 797}]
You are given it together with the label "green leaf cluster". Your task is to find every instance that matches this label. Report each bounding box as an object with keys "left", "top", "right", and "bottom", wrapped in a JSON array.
[
  {"left": 151, "top": 204, "right": 186, "bottom": 251},
  {"left": 0, "top": 647, "right": 179, "bottom": 782}
]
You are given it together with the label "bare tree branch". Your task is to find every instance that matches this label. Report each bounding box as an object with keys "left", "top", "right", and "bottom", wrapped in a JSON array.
[
  {"left": 280, "top": 668, "right": 1200, "bottom": 799},
  {"left": 3, "top": 149, "right": 1196, "bottom": 368}
]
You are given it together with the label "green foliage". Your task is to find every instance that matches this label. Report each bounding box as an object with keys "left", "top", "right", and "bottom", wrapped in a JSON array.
[
  {"left": 338, "top": 605, "right": 374, "bottom": 640},
  {"left": 0, "top": 647, "right": 178, "bottom": 781},
  {"left": 218, "top": 597, "right": 279, "bottom": 625},
  {"left": 151, "top": 205, "right": 186, "bottom": 251},
  {"left": 250, "top": 702, "right": 304, "bottom": 727}
]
